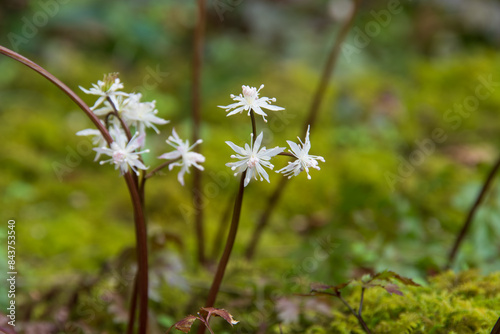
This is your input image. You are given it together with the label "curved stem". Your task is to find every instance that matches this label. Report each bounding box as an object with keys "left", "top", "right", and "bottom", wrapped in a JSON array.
[
  {"left": 0, "top": 45, "right": 149, "bottom": 334},
  {"left": 144, "top": 157, "right": 182, "bottom": 179},
  {"left": 124, "top": 172, "right": 149, "bottom": 334},
  {"left": 192, "top": 0, "right": 207, "bottom": 266},
  {"left": 0, "top": 45, "right": 112, "bottom": 144},
  {"left": 197, "top": 171, "right": 247, "bottom": 334},
  {"left": 446, "top": 156, "right": 500, "bottom": 269},
  {"left": 278, "top": 152, "right": 296, "bottom": 158},
  {"left": 126, "top": 274, "right": 139, "bottom": 334},
  {"left": 490, "top": 317, "right": 500, "bottom": 334},
  {"left": 244, "top": 0, "right": 361, "bottom": 261}
]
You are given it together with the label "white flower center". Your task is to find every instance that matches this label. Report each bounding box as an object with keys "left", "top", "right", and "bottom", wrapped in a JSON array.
[
  {"left": 243, "top": 86, "right": 257, "bottom": 104},
  {"left": 247, "top": 155, "right": 259, "bottom": 168},
  {"left": 113, "top": 150, "right": 126, "bottom": 162}
]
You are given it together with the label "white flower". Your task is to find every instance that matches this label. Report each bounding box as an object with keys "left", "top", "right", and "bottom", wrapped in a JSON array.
[
  {"left": 94, "top": 125, "right": 149, "bottom": 175},
  {"left": 277, "top": 125, "right": 325, "bottom": 179},
  {"left": 79, "top": 73, "right": 129, "bottom": 110},
  {"left": 158, "top": 129, "right": 205, "bottom": 186},
  {"left": 93, "top": 93, "right": 169, "bottom": 135},
  {"left": 76, "top": 128, "right": 107, "bottom": 161},
  {"left": 226, "top": 132, "right": 285, "bottom": 187},
  {"left": 92, "top": 94, "right": 128, "bottom": 116},
  {"left": 218, "top": 84, "right": 284, "bottom": 122},
  {"left": 121, "top": 93, "right": 169, "bottom": 134}
]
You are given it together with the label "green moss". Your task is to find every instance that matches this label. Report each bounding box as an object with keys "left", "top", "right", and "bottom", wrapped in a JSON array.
[{"left": 276, "top": 271, "right": 499, "bottom": 334}]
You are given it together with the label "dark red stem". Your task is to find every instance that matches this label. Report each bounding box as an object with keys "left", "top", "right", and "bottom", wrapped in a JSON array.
[
  {"left": 446, "top": 156, "right": 500, "bottom": 269},
  {"left": 197, "top": 171, "right": 247, "bottom": 334},
  {"left": 0, "top": 45, "right": 112, "bottom": 144},
  {"left": 124, "top": 172, "right": 149, "bottom": 334}
]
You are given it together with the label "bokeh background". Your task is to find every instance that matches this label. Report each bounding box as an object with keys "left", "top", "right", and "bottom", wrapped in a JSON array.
[{"left": 1, "top": 0, "right": 500, "bottom": 332}]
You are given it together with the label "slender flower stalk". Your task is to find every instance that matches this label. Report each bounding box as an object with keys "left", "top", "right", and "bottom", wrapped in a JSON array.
[
  {"left": 123, "top": 172, "right": 149, "bottom": 334},
  {"left": 199, "top": 111, "right": 260, "bottom": 334},
  {"left": 0, "top": 46, "right": 149, "bottom": 334},
  {"left": 244, "top": 0, "right": 361, "bottom": 260},
  {"left": 197, "top": 171, "right": 247, "bottom": 334}
]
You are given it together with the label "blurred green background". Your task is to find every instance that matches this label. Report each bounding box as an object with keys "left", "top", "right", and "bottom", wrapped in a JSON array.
[{"left": 1, "top": 0, "right": 500, "bottom": 332}]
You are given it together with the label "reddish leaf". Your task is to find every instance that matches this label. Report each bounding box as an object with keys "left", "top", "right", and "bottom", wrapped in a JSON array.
[
  {"left": 390, "top": 272, "right": 421, "bottom": 287},
  {"left": 384, "top": 283, "right": 404, "bottom": 296},
  {"left": 169, "top": 315, "right": 198, "bottom": 333},
  {"left": 201, "top": 307, "right": 239, "bottom": 326},
  {"left": 371, "top": 270, "right": 420, "bottom": 287},
  {"left": 310, "top": 281, "right": 351, "bottom": 294}
]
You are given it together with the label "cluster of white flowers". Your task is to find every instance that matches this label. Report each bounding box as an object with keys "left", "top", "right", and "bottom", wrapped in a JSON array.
[
  {"left": 78, "top": 76, "right": 324, "bottom": 187},
  {"left": 220, "top": 84, "right": 325, "bottom": 187},
  {"left": 78, "top": 73, "right": 204, "bottom": 183}
]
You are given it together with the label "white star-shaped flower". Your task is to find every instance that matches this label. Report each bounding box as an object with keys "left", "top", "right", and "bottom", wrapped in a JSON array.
[
  {"left": 92, "top": 94, "right": 128, "bottom": 116},
  {"left": 158, "top": 129, "right": 205, "bottom": 186},
  {"left": 76, "top": 128, "right": 107, "bottom": 161},
  {"left": 226, "top": 132, "right": 285, "bottom": 187},
  {"left": 121, "top": 93, "right": 169, "bottom": 134},
  {"left": 79, "top": 73, "right": 129, "bottom": 110},
  {"left": 218, "top": 84, "right": 284, "bottom": 122},
  {"left": 93, "top": 93, "right": 169, "bottom": 135},
  {"left": 93, "top": 125, "right": 149, "bottom": 175},
  {"left": 277, "top": 125, "right": 325, "bottom": 179}
]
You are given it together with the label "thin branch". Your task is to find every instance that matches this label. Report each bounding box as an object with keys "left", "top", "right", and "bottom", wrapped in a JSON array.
[
  {"left": 0, "top": 45, "right": 112, "bottom": 144},
  {"left": 197, "top": 171, "right": 247, "bottom": 334},
  {"left": 278, "top": 152, "right": 296, "bottom": 158},
  {"left": 337, "top": 293, "right": 358, "bottom": 319},
  {"left": 337, "top": 292, "right": 372, "bottom": 334},
  {"left": 144, "top": 158, "right": 182, "bottom": 179},
  {"left": 244, "top": 0, "right": 361, "bottom": 261},
  {"left": 358, "top": 287, "right": 365, "bottom": 317},
  {"left": 446, "top": 156, "right": 500, "bottom": 269}
]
